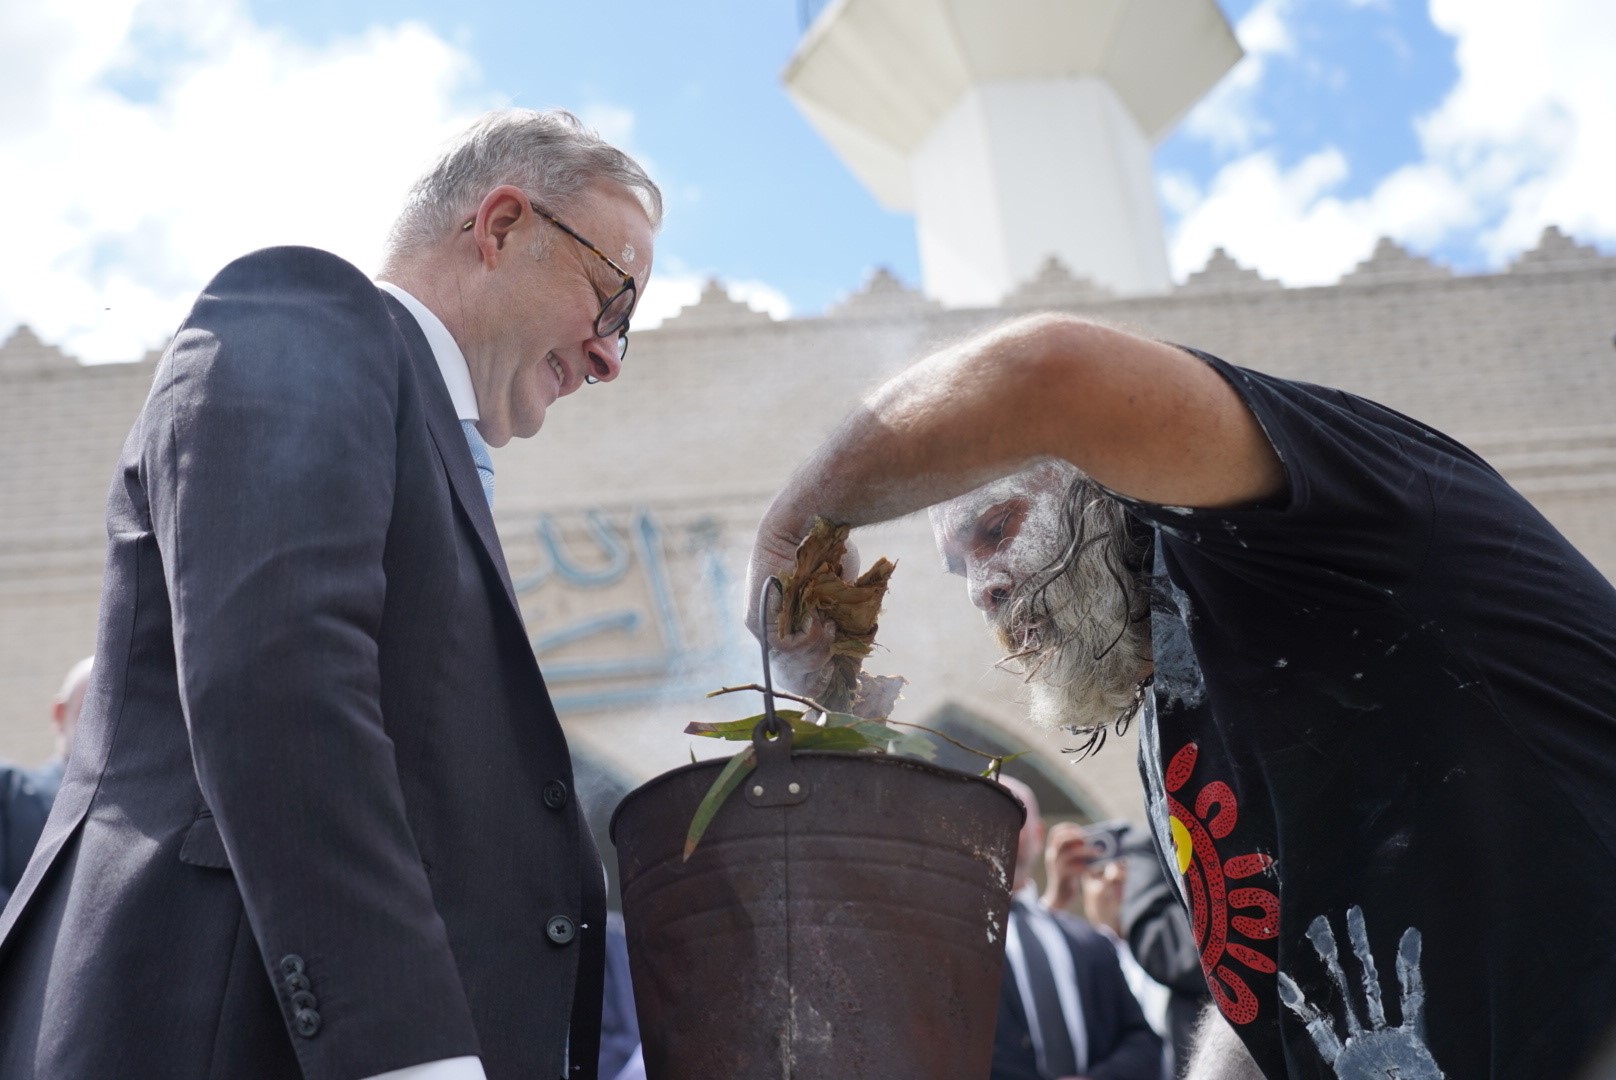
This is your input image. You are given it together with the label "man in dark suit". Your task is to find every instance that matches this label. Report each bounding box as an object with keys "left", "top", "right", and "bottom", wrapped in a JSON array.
[
  {"left": 0, "top": 656, "right": 88, "bottom": 908},
  {"left": 0, "top": 108, "right": 660, "bottom": 1080},
  {"left": 994, "top": 777, "right": 1163, "bottom": 1080}
]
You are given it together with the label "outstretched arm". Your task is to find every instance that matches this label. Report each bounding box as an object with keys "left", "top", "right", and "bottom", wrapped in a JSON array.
[{"left": 747, "top": 314, "right": 1283, "bottom": 648}]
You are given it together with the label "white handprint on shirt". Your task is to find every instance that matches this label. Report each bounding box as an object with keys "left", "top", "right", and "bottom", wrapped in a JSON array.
[{"left": 1277, "top": 906, "right": 1444, "bottom": 1079}]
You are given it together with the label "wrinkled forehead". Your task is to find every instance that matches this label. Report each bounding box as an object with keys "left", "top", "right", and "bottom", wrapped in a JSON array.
[
  {"left": 929, "top": 477, "right": 1030, "bottom": 548},
  {"left": 575, "top": 182, "right": 656, "bottom": 274},
  {"left": 928, "top": 463, "right": 1076, "bottom": 553}
]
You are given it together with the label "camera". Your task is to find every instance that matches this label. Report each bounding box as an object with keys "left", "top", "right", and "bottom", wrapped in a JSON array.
[{"left": 1078, "top": 819, "right": 1133, "bottom": 864}]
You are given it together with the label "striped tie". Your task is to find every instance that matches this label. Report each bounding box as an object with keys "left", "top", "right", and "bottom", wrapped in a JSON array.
[
  {"left": 460, "top": 419, "right": 495, "bottom": 509},
  {"left": 1014, "top": 898, "right": 1081, "bottom": 1077}
]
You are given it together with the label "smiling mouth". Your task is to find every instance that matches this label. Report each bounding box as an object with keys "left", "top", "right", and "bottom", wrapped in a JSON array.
[{"left": 547, "top": 353, "right": 566, "bottom": 386}]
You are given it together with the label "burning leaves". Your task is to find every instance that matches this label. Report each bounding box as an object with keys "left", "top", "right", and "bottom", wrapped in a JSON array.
[{"left": 775, "top": 519, "right": 901, "bottom": 715}]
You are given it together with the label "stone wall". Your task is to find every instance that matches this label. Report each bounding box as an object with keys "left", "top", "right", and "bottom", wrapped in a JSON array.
[{"left": 2, "top": 226, "right": 1611, "bottom": 823}]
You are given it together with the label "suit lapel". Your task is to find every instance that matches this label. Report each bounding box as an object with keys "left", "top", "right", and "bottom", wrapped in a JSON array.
[{"left": 381, "top": 293, "right": 524, "bottom": 620}]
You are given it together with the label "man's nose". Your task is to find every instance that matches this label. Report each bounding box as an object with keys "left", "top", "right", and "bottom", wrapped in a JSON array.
[
  {"left": 969, "top": 570, "right": 1014, "bottom": 614},
  {"left": 584, "top": 336, "right": 624, "bottom": 384}
]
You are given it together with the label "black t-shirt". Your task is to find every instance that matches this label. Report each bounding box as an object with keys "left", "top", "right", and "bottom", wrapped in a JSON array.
[{"left": 1124, "top": 352, "right": 1616, "bottom": 1079}]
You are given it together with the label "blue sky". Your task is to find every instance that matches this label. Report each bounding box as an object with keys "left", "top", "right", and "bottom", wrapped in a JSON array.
[{"left": 3, "top": 0, "right": 1612, "bottom": 361}]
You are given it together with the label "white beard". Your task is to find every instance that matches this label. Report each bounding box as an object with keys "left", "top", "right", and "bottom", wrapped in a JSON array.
[{"left": 993, "top": 492, "right": 1150, "bottom": 739}]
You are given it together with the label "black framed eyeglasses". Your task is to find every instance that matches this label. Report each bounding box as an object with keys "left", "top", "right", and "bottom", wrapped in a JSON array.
[{"left": 462, "top": 199, "right": 638, "bottom": 374}]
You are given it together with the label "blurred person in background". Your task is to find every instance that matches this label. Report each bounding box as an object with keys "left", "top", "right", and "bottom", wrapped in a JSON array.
[
  {"left": 1044, "top": 820, "right": 1177, "bottom": 1079},
  {"left": 993, "top": 776, "right": 1163, "bottom": 1080},
  {"left": 0, "top": 656, "right": 89, "bottom": 909}
]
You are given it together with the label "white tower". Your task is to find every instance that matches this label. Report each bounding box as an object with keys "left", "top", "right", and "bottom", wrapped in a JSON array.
[{"left": 784, "top": 0, "right": 1242, "bottom": 305}]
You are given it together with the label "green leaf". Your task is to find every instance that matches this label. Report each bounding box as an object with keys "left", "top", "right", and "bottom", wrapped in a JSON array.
[
  {"left": 819, "top": 711, "right": 867, "bottom": 728},
  {"left": 684, "top": 710, "right": 805, "bottom": 741},
  {"left": 887, "top": 731, "right": 938, "bottom": 761},
  {"left": 684, "top": 747, "right": 757, "bottom": 861},
  {"left": 821, "top": 712, "right": 937, "bottom": 759},
  {"left": 788, "top": 725, "right": 885, "bottom": 752}
]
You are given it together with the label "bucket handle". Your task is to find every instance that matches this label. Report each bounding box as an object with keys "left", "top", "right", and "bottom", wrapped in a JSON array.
[{"left": 746, "top": 576, "right": 811, "bottom": 808}]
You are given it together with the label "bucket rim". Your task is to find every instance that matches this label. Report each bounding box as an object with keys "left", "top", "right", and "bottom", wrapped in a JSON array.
[{"left": 608, "top": 749, "right": 1027, "bottom": 844}]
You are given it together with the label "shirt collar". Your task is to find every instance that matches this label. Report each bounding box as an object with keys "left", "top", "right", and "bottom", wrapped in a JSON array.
[{"left": 375, "top": 280, "right": 479, "bottom": 422}]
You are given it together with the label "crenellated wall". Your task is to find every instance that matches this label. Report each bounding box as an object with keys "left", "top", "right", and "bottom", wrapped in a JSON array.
[{"left": 2, "top": 225, "right": 1612, "bottom": 823}]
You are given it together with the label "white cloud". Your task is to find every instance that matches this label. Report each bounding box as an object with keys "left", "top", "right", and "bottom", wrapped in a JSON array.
[
  {"left": 1423, "top": 0, "right": 1616, "bottom": 261},
  {"left": 1170, "top": 149, "right": 1369, "bottom": 286},
  {"left": 1238, "top": 0, "right": 1296, "bottom": 56},
  {"left": 1168, "top": 0, "right": 1616, "bottom": 285},
  {"left": 0, "top": 1, "right": 698, "bottom": 366},
  {"left": 1180, "top": 0, "right": 1295, "bottom": 154},
  {"left": 1157, "top": 171, "right": 1202, "bottom": 220},
  {"left": 0, "top": 0, "right": 491, "bottom": 362}
]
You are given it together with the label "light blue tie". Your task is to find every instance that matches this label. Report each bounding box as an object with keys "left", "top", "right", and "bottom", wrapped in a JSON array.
[{"left": 460, "top": 419, "right": 495, "bottom": 509}]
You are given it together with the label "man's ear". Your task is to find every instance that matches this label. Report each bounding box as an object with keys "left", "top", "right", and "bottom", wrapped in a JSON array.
[
  {"left": 51, "top": 699, "right": 66, "bottom": 734},
  {"left": 468, "top": 185, "right": 531, "bottom": 264}
]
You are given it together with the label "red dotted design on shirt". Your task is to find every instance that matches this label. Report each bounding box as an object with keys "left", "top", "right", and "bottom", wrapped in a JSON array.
[{"left": 1164, "top": 742, "right": 1282, "bottom": 1027}]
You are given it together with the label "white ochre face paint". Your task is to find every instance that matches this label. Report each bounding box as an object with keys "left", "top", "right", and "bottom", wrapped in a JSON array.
[{"left": 621, "top": 243, "right": 637, "bottom": 265}]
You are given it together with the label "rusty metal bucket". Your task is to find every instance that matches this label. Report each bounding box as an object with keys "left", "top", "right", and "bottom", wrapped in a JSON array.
[{"left": 609, "top": 725, "right": 1023, "bottom": 1079}]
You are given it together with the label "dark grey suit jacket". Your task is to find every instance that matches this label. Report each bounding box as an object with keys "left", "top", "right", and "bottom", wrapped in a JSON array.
[
  {"left": 992, "top": 910, "right": 1164, "bottom": 1080},
  {"left": 0, "top": 247, "right": 606, "bottom": 1080},
  {"left": 0, "top": 759, "right": 60, "bottom": 908}
]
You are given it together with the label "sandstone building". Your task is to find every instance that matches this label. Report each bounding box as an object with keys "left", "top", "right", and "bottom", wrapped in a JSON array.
[{"left": 3, "top": 227, "right": 1613, "bottom": 848}]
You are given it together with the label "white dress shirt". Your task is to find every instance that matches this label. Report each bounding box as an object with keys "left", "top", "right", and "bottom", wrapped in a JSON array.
[
  {"left": 1004, "top": 883, "right": 1090, "bottom": 1075},
  {"left": 361, "top": 280, "right": 487, "bottom": 1080},
  {"left": 375, "top": 281, "right": 480, "bottom": 422}
]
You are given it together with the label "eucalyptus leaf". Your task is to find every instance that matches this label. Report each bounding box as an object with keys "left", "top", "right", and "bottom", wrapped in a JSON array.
[
  {"left": 685, "top": 710, "right": 805, "bottom": 741},
  {"left": 821, "top": 712, "right": 935, "bottom": 758},
  {"left": 790, "top": 725, "right": 885, "bottom": 752},
  {"left": 887, "top": 731, "right": 939, "bottom": 762},
  {"left": 684, "top": 747, "right": 757, "bottom": 861},
  {"left": 685, "top": 710, "right": 894, "bottom": 754}
]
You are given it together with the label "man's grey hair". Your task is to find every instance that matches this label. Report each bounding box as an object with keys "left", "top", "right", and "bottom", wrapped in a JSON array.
[{"left": 385, "top": 108, "right": 663, "bottom": 260}]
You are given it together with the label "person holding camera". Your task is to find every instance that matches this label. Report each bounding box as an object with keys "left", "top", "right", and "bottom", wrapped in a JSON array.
[
  {"left": 993, "top": 777, "right": 1163, "bottom": 1080},
  {"left": 1045, "top": 820, "right": 1209, "bottom": 1080}
]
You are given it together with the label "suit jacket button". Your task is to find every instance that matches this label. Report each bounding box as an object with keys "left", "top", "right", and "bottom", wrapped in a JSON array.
[
  {"left": 279, "top": 955, "right": 305, "bottom": 978},
  {"left": 294, "top": 1008, "right": 322, "bottom": 1038},
  {"left": 291, "top": 990, "right": 318, "bottom": 1011},
  {"left": 285, "top": 972, "right": 310, "bottom": 993},
  {"left": 542, "top": 780, "right": 569, "bottom": 809},
  {"left": 546, "top": 915, "right": 576, "bottom": 945}
]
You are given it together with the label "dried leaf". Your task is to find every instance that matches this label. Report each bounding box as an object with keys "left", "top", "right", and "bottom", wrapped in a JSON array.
[
  {"left": 850, "top": 674, "right": 907, "bottom": 720},
  {"left": 775, "top": 519, "right": 898, "bottom": 713}
]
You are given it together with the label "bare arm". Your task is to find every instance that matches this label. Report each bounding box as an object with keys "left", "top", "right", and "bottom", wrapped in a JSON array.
[
  {"left": 748, "top": 315, "right": 1283, "bottom": 631},
  {"left": 1184, "top": 1005, "right": 1268, "bottom": 1080}
]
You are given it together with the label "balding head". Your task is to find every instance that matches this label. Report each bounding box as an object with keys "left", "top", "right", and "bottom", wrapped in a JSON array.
[
  {"left": 998, "top": 775, "right": 1045, "bottom": 891},
  {"left": 52, "top": 656, "right": 92, "bottom": 758}
]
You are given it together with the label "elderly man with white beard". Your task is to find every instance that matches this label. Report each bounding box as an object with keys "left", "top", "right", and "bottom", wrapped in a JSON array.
[{"left": 746, "top": 314, "right": 1616, "bottom": 1080}]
